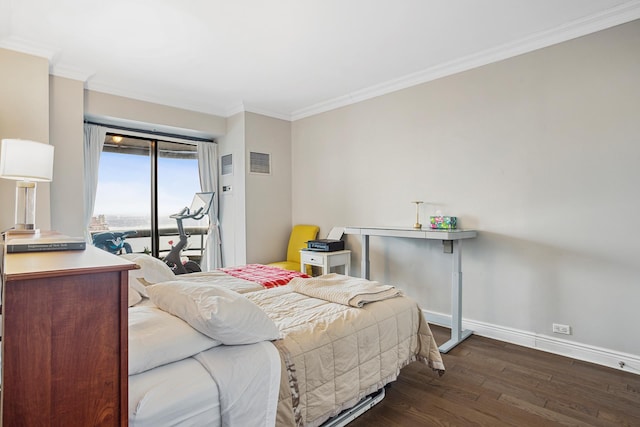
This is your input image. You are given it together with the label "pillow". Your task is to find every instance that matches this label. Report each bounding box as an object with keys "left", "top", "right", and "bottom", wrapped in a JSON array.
[
  {"left": 128, "top": 286, "right": 142, "bottom": 307},
  {"left": 129, "top": 306, "right": 221, "bottom": 375},
  {"left": 120, "top": 253, "right": 176, "bottom": 297},
  {"left": 147, "top": 280, "right": 280, "bottom": 345}
]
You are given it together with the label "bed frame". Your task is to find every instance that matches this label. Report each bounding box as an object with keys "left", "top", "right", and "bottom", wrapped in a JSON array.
[{"left": 322, "top": 388, "right": 386, "bottom": 427}]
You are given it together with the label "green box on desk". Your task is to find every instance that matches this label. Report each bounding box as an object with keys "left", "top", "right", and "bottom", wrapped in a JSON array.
[{"left": 430, "top": 216, "right": 457, "bottom": 229}]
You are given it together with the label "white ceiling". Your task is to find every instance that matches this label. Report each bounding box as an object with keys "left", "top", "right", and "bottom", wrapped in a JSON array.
[{"left": 2, "top": 0, "right": 640, "bottom": 120}]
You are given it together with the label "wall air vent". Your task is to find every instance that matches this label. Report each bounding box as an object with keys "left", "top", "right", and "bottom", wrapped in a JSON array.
[
  {"left": 221, "top": 153, "right": 233, "bottom": 175},
  {"left": 249, "top": 152, "right": 271, "bottom": 175}
]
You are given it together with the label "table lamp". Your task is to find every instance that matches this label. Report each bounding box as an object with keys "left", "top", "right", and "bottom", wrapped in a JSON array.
[
  {"left": 412, "top": 201, "right": 424, "bottom": 229},
  {"left": 0, "top": 139, "right": 55, "bottom": 232}
]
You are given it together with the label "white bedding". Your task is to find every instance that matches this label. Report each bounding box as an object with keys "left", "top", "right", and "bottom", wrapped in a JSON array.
[
  {"left": 127, "top": 268, "right": 443, "bottom": 427},
  {"left": 129, "top": 306, "right": 221, "bottom": 375},
  {"left": 129, "top": 357, "right": 221, "bottom": 427},
  {"left": 195, "top": 342, "right": 281, "bottom": 427},
  {"left": 129, "top": 306, "right": 281, "bottom": 427}
]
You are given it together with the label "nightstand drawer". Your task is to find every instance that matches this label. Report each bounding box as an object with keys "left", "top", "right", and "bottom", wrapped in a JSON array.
[
  {"left": 301, "top": 252, "right": 324, "bottom": 266},
  {"left": 300, "top": 249, "right": 351, "bottom": 276}
]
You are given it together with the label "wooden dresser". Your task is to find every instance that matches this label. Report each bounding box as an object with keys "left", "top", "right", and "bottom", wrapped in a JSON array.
[{"left": 1, "top": 243, "right": 136, "bottom": 425}]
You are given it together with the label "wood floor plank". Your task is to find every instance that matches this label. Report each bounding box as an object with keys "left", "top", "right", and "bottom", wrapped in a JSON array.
[
  {"left": 497, "top": 394, "right": 593, "bottom": 426},
  {"left": 347, "top": 325, "right": 640, "bottom": 426},
  {"left": 607, "top": 382, "right": 640, "bottom": 401},
  {"left": 481, "top": 377, "right": 548, "bottom": 407},
  {"left": 544, "top": 399, "right": 615, "bottom": 427},
  {"left": 391, "top": 380, "right": 510, "bottom": 426},
  {"left": 597, "top": 407, "right": 640, "bottom": 426},
  {"left": 473, "top": 394, "right": 564, "bottom": 427},
  {"left": 543, "top": 377, "right": 640, "bottom": 414}
]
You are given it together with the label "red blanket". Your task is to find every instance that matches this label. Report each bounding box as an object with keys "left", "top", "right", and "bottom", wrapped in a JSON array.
[{"left": 219, "top": 264, "right": 309, "bottom": 289}]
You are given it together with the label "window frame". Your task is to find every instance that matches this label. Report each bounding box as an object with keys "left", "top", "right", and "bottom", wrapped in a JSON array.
[{"left": 98, "top": 133, "right": 201, "bottom": 258}]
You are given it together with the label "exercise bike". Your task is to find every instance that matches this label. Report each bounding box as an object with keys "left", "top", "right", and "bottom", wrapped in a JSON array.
[
  {"left": 92, "top": 230, "right": 137, "bottom": 254},
  {"left": 163, "top": 192, "right": 214, "bottom": 275}
]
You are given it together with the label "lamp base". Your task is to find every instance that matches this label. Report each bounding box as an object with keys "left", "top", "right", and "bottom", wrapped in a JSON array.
[
  {"left": 15, "top": 181, "right": 38, "bottom": 232},
  {"left": 7, "top": 228, "right": 40, "bottom": 235}
]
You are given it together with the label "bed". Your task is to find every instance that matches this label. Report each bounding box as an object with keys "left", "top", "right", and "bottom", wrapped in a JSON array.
[{"left": 123, "top": 254, "right": 445, "bottom": 426}]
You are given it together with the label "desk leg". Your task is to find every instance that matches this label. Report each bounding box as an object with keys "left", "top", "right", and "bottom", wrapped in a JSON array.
[
  {"left": 361, "top": 235, "right": 370, "bottom": 280},
  {"left": 439, "top": 239, "right": 473, "bottom": 353}
]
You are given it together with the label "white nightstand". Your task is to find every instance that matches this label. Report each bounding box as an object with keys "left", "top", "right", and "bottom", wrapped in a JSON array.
[{"left": 300, "top": 249, "right": 351, "bottom": 276}]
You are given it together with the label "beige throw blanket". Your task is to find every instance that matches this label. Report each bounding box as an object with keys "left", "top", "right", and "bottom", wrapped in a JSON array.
[{"left": 289, "top": 273, "right": 401, "bottom": 307}]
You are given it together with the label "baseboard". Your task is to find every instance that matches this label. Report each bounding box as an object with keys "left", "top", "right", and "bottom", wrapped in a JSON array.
[{"left": 423, "top": 310, "right": 640, "bottom": 376}]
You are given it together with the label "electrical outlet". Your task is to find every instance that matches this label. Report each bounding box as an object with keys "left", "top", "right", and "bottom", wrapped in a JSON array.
[{"left": 552, "top": 323, "right": 571, "bottom": 335}]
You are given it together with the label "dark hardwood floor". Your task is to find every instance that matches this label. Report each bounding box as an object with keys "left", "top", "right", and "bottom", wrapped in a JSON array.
[{"left": 349, "top": 325, "right": 640, "bottom": 426}]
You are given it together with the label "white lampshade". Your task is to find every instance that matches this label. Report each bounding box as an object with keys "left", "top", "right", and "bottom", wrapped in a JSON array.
[
  {"left": 0, "top": 139, "right": 55, "bottom": 231},
  {"left": 0, "top": 139, "right": 54, "bottom": 181}
]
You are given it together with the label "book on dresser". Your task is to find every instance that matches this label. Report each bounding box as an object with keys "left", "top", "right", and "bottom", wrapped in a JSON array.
[{"left": 4, "top": 230, "right": 86, "bottom": 253}]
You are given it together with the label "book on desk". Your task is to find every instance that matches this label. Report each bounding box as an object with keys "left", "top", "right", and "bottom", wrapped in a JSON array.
[{"left": 4, "top": 231, "right": 86, "bottom": 253}]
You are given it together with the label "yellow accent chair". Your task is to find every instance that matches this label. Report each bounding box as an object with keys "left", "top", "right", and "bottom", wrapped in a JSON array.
[{"left": 268, "top": 224, "right": 319, "bottom": 274}]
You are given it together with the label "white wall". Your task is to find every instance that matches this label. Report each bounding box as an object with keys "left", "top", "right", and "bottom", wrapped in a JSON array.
[
  {"left": 291, "top": 21, "right": 640, "bottom": 357},
  {"left": 218, "top": 112, "right": 247, "bottom": 267}
]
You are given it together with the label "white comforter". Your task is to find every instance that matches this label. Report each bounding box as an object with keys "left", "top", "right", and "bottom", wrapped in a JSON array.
[{"left": 128, "top": 306, "right": 281, "bottom": 427}]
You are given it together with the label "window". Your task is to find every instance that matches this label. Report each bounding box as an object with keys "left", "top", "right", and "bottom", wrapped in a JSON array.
[{"left": 91, "top": 134, "right": 206, "bottom": 260}]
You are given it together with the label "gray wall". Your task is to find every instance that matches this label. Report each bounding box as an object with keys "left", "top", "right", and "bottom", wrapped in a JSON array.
[
  {"left": 245, "top": 112, "right": 292, "bottom": 265},
  {"left": 218, "top": 111, "right": 293, "bottom": 267},
  {"left": 50, "top": 76, "right": 84, "bottom": 236},
  {"left": 0, "top": 48, "right": 51, "bottom": 232},
  {"left": 291, "top": 20, "right": 640, "bottom": 357}
]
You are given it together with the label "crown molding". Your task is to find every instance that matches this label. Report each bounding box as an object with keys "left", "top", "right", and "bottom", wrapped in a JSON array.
[
  {"left": 225, "top": 103, "right": 246, "bottom": 118},
  {"left": 50, "top": 63, "right": 94, "bottom": 82},
  {"left": 225, "top": 103, "right": 292, "bottom": 121},
  {"left": 291, "top": 1, "right": 640, "bottom": 121},
  {"left": 0, "top": 35, "right": 57, "bottom": 61},
  {"left": 243, "top": 105, "right": 292, "bottom": 122}
]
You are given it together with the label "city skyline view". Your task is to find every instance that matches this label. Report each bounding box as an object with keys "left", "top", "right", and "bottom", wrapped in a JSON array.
[{"left": 93, "top": 150, "right": 206, "bottom": 230}]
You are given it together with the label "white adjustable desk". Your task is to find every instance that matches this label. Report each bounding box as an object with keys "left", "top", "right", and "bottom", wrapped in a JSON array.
[{"left": 343, "top": 226, "right": 477, "bottom": 353}]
